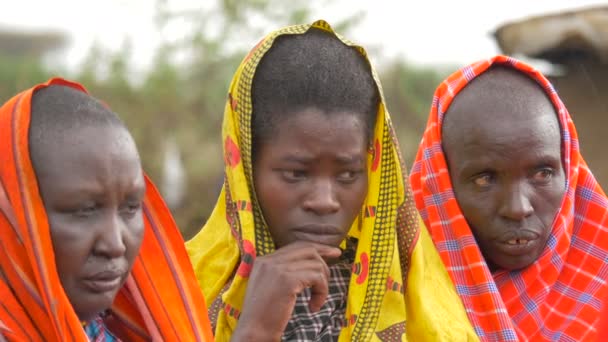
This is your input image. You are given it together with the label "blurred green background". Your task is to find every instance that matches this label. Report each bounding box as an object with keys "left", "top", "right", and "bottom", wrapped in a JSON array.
[
  {"left": 15, "top": 1, "right": 608, "bottom": 240},
  {"left": 0, "top": 0, "right": 450, "bottom": 238}
]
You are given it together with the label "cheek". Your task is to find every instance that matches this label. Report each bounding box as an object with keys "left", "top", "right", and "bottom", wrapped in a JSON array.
[
  {"left": 338, "top": 176, "right": 369, "bottom": 225},
  {"left": 349, "top": 178, "right": 368, "bottom": 211},
  {"left": 551, "top": 173, "right": 567, "bottom": 205},
  {"left": 536, "top": 186, "right": 565, "bottom": 226},
  {"left": 253, "top": 174, "right": 293, "bottom": 233},
  {"left": 454, "top": 189, "right": 492, "bottom": 232},
  {"left": 48, "top": 217, "right": 96, "bottom": 278},
  {"left": 125, "top": 214, "right": 145, "bottom": 261},
  {"left": 256, "top": 178, "right": 283, "bottom": 208}
]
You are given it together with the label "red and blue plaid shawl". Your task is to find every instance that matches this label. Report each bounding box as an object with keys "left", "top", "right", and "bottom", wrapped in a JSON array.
[{"left": 410, "top": 55, "right": 608, "bottom": 341}]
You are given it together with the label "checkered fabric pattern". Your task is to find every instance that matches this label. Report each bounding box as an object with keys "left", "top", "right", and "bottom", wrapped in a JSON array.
[
  {"left": 188, "top": 19, "right": 479, "bottom": 341},
  {"left": 208, "top": 246, "right": 354, "bottom": 341},
  {"left": 83, "top": 316, "right": 120, "bottom": 342},
  {"left": 282, "top": 260, "right": 351, "bottom": 341},
  {"left": 410, "top": 55, "right": 608, "bottom": 341}
]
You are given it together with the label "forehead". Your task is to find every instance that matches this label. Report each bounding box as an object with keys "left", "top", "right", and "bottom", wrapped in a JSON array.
[
  {"left": 256, "top": 109, "right": 368, "bottom": 163},
  {"left": 32, "top": 124, "right": 140, "bottom": 180},
  {"left": 441, "top": 68, "right": 562, "bottom": 167},
  {"left": 443, "top": 68, "right": 560, "bottom": 146},
  {"left": 274, "top": 109, "right": 366, "bottom": 143}
]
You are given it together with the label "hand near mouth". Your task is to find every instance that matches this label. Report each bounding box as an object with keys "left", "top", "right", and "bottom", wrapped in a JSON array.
[{"left": 233, "top": 241, "right": 341, "bottom": 341}]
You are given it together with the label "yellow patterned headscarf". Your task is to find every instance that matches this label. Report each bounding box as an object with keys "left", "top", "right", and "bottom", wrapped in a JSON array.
[{"left": 187, "top": 20, "right": 478, "bottom": 341}]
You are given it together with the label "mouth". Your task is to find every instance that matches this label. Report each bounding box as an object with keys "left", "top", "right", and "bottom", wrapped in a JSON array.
[
  {"left": 495, "top": 230, "right": 542, "bottom": 256},
  {"left": 505, "top": 238, "right": 530, "bottom": 245},
  {"left": 292, "top": 224, "right": 344, "bottom": 245},
  {"left": 82, "top": 270, "right": 126, "bottom": 293}
]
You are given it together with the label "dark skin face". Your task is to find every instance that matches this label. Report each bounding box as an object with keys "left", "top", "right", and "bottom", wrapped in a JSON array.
[
  {"left": 234, "top": 108, "right": 369, "bottom": 340},
  {"left": 253, "top": 108, "right": 369, "bottom": 249},
  {"left": 33, "top": 124, "right": 145, "bottom": 321},
  {"left": 442, "top": 68, "right": 566, "bottom": 272}
]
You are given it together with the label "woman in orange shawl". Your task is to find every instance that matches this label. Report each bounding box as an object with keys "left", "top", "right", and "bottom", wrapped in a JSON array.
[
  {"left": 0, "top": 78, "right": 213, "bottom": 341},
  {"left": 410, "top": 55, "right": 608, "bottom": 341}
]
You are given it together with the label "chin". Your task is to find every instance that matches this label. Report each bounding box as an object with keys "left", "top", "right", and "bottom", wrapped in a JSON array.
[
  {"left": 76, "top": 294, "right": 118, "bottom": 321},
  {"left": 497, "top": 257, "right": 537, "bottom": 272},
  {"left": 76, "top": 308, "right": 105, "bottom": 322}
]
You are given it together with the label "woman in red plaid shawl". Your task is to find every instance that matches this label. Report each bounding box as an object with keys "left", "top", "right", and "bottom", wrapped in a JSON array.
[{"left": 409, "top": 55, "right": 608, "bottom": 341}]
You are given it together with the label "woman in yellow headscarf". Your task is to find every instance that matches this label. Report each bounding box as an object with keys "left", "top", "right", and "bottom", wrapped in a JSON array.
[{"left": 187, "top": 20, "right": 478, "bottom": 341}]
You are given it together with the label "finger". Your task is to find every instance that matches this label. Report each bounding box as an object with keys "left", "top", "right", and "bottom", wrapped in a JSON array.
[
  {"left": 276, "top": 241, "right": 342, "bottom": 261},
  {"left": 305, "top": 270, "right": 329, "bottom": 312},
  {"left": 284, "top": 259, "right": 331, "bottom": 280},
  {"left": 286, "top": 250, "right": 332, "bottom": 279},
  {"left": 314, "top": 244, "right": 342, "bottom": 260}
]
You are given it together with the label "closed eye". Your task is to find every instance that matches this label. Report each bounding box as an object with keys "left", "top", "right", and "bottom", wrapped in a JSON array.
[
  {"left": 121, "top": 201, "right": 143, "bottom": 218},
  {"left": 73, "top": 204, "right": 98, "bottom": 218}
]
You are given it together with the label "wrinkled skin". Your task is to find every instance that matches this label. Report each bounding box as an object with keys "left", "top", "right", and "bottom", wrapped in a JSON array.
[
  {"left": 33, "top": 125, "right": 145, "bottom": 321},
  {"left": 442, "top": 67, "right": 565, "bottom": 272}
]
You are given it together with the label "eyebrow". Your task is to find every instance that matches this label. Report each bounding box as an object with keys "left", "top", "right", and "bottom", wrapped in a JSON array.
[
  {"left": 280, "top": 155, "right": 314, "bottom": 164},
  {"left": 334, "top": 155, "right": 365, "bottom": 164},
  {"left": 52, "top": 178, "right": 147, "bottom": 198},
  {"left": 531, "top": 155, "right": 563, "bottom": 168},
  {"left": 128, "top": 185, "right": 147, "bottom": 199},
  {"left": 279, "top": 154, "right": 365, "bottom": 165}
]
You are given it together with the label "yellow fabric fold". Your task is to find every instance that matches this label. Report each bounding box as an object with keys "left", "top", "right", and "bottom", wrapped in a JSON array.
[{"left": 187, "top": 19, "right": 478, "bottom": 341}]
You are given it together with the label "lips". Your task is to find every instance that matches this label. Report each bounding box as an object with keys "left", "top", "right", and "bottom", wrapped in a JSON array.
[
  {"left": 82, "top": 269, "right": 126, "bottom": 293},
  {"left": 498, "top": 230, "right": 540, "bottom": 242},
  {"left": 292, "top": 224, "right": 344, "bottom": 245},
  {"left": 506, "top": 238, "right": 529, "bottom": 245},
  {"left": 495, "top": 230, "right": 541, "bottom": 256}
]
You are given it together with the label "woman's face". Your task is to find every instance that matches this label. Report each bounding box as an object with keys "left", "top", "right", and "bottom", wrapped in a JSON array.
[
  {"left": 34, "top": 124, "right": 145, "bottom": 321},
  {"left": 442, "top": 70, "right": 565, "bottom": 271},
  {"left": 253, "top": 108, "right": 369, "bottom": 248}
]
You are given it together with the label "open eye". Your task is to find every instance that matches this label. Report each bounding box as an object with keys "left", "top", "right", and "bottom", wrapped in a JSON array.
[
  {"left": 337, "top": 170, "right": 363, "bottom": 184},
  {"left": 281, "top": 170, "right": 308, "bottom": 183},
  {"left": 472, "top": 173, "right": 494, "bottom": 188},
  {"left": 532, "top": 168, "right": 554, "bottom": 184}
]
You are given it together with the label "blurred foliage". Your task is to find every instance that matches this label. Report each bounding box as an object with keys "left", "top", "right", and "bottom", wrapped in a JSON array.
[
  {"left": 381, "top": 60, "right": 450, "bottom": 163},
  {"left": 0, "top": 55, "right": 52, "bottom": 98},
  {"left": 0, "top": 31, "right": 65, "bottom": 98},
  {"left": 0, "top": 0, "right": 449, "bottom": 239}
]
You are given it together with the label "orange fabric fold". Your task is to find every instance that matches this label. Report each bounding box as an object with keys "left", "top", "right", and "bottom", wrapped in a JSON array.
[{"left": 0, "top": 78, "right": 213, "bottom": 341}]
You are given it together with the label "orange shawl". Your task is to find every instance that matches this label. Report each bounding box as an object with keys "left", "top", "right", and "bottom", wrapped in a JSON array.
[
  {"left": 410, "top": 56, "right": 608, "bottom": 341},
  {"left": 0, "top": 78, "right": 213, "bottom": 341}
]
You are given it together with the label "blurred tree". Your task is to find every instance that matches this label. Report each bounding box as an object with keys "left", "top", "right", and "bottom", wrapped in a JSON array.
[
  {"left": 68, "top": 0, "right": 452, "bottom": 238},
  {"left": 380, "top": 60, "right": 452, "bottom": 164},
  {"left": 0, "top": 5, "right": 450, "bottom": 240},
  {"left": 157, "top": 0, "right": 365, "bottom": 238},
  {"left": 72, "top": 0, "right": 362, "bottom": 238}
]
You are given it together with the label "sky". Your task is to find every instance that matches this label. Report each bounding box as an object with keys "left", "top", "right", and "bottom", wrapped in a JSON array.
[{"left": 1, "top": 0, "right": 606, "bottom": 72}]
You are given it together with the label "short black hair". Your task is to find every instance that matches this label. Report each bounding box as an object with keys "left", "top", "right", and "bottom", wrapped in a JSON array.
[
  {"left": 29, "top": 85, "right": 125, "bottom": 170},
  {"left": 251, "top": 28, "right": 379, "bottom": 152}
]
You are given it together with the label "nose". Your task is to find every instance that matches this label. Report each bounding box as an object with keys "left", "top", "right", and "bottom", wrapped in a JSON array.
[
  {"left": 498, "top": 182, "right": 534, "bottom": 221},
  {"left": 94, "top": 212, "right": 127, "bottom": 258},
  {"left": 302, "top": 179, "right": 340, "bottom": 215}
]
